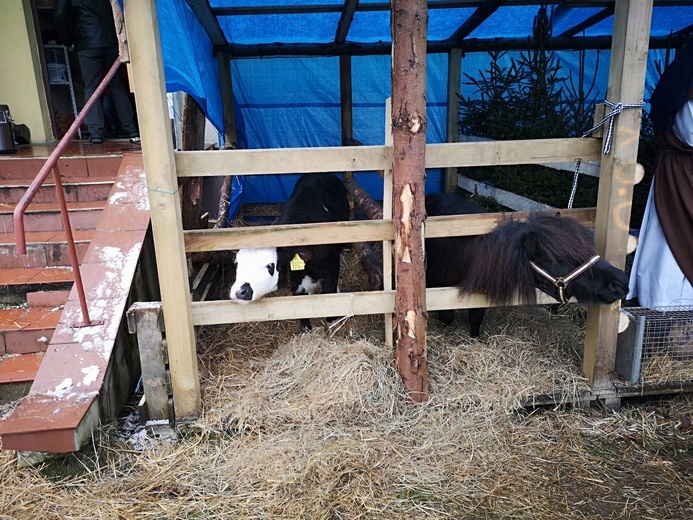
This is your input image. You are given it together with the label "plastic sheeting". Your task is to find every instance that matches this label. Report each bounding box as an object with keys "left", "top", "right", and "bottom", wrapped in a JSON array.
[{"left": 153, "top": 1, "right": 687, "bottom": 220}]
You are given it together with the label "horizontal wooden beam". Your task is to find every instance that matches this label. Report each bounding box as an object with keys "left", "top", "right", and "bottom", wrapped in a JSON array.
[
  {"left": 175, "top": 145, "right": 392, "bottom": 177},
  {"left": 214, "top": 34, "right": 688, "bottom": 57},
  {"left": 190, "top": 287, "right": 570, "bottom": 325},
  {"left": 457, "top": 175, "right": 555, "bottom": 212},
  {"left": 425, "top": 138, "right": 602, "bottom": 168},
  {"left": 211, "top": 1, "right": 563, "bottom": 16},
  {"left": 184, "top": 207, "right": 596, "bottom": 253},
  {"left": 175, "top": 138, "right": 602, "bottom": 177},
  {"left": 184, "top": 219, "right": 393, "bottom": 252},
  {"left": 425, "top": 207, "right": 596, "bottom": 238}
]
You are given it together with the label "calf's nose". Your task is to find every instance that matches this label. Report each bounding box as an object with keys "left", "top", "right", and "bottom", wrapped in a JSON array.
[{"left": 235, "top": 282, "right": 254, "bottom": 301}]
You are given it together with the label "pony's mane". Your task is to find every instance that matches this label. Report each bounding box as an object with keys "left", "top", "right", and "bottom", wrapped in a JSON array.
[{"left": 458, "top": 213, "right": 597, "bottom": 305}]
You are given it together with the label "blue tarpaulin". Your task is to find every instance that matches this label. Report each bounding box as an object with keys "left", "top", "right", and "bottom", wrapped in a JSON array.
[{"left": 155, "top": 1, "right": 692, "bottom": 220}]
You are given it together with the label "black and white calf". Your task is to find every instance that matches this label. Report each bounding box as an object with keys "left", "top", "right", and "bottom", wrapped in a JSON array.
[{"left": 230, "top": 173, "right": 350, "bottom": 327}]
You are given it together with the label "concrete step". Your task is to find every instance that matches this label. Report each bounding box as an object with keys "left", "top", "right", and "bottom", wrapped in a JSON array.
[
  {"left": 0, "top": 200, "right": 105, "bottom": 233},
  {"left": 0, "top": 176, "right": 115, "bottom": 205}
]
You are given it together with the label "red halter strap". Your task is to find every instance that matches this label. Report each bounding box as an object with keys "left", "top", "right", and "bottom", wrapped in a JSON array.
[{"left": 529, "top": 255, "right": 601, "bottom": 303}]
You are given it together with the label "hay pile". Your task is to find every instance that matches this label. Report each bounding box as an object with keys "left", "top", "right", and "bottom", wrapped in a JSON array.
[{"left": 1, "top": 303, "right": 692, "bottom": 518}]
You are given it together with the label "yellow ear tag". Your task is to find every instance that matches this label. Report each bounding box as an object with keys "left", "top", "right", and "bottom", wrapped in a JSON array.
[{"left": 290, "top": 253, "right": 305, "bottom": 271}]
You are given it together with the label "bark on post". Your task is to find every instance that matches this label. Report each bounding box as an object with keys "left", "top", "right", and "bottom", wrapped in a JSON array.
[{"left": 391, "top": 0, "right": 429, "bottom": 402}]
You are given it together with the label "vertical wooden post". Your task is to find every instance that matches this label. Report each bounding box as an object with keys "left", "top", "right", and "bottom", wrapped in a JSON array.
[
  {"left": 340, "top": 55, "right": 353, "bottom": 145},
  {"left": 217, "top": 52, "right": 238, "bottom": 228},
  {"left": 583, "top": 0, "right": 653, "bottom": 388},
  {"left": 383, "top": 99, "right": 394, "bottom": 349},
  {"left": 180, "top": 94, "right": 205, "bottom": 230},
  {"left": 123, "top": 0, "right": 201, "bottom": 420},
  {"left": 391, "top": 0, "right": 429, "bottom": 402},
  {"left": 127, "top": 302, "right": 173, "bottom": 423},
  {"left": 340, "top": 55, "right": 355, "bottom": 218},
  {"left": 219, "top": 52, "right": 237, "bottom": 148},
  {"left": 445, "top": 48, "right": 462, "bottom": 192}
]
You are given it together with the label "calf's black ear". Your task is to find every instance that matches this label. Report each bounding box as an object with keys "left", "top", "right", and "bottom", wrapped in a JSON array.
[
  {"left": 267, "top": 263, "right": 275, "bottom": 276},
  {"left": 296, "top": 248, "right": 313, "bottom": 262}
]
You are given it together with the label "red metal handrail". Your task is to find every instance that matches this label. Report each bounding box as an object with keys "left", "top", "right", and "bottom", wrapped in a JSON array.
[{"left": 14, "top": 57, "right": 124, "bottom": 327}]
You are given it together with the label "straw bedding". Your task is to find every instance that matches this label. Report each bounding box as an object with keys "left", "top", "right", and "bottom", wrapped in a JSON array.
[{"left": 1, "top": 250, "right": 692, "bottom": 518}]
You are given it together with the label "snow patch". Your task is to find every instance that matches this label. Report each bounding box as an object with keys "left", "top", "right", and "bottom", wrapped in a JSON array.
[
  {"left": 81, "top": 365, "right": 100, "bottom": 386},
  {"left": 45, "top": 378, "right": 74, "bottom": 398}
]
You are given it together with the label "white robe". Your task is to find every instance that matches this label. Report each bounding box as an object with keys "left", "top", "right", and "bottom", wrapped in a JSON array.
[{"left": 627, "top": 100, "right": 693, "bottom": 307}]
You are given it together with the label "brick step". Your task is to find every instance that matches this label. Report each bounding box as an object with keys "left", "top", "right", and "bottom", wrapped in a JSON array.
[
  {"left": 0, "top": 306, "right": 62, "bottom": 355},
  {"left": 0, "top": 155, "right": 122, "bottom": 181},
  {"left": 0, "top": 200, "right": 105, "bottom": 233},
  {"left": 0, "top": 352, "right": 44, "bottom": 401},
  {"left": 0, "top": 266, "right": 74, "bottom": 304},
  {"left": 26, "top": 290, "right": 71, "bottom": 308},
  {"left": 0, "top": 230, "right": 93, "bottom": 268},
  {"left": 0, "top": 176, "right": 115, "bottom": 205}
]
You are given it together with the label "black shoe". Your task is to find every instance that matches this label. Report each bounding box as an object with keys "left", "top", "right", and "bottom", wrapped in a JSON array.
[{"left": 89, "top": 136, "right": 103, "bottom": 144}]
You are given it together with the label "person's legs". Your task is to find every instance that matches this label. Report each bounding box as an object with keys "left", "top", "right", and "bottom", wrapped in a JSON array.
[
  {"left": 102, "top": 47, "right": 138, "bottom": 136},
  {"left": 77, "top": 49, "right": 105, "bottom": 141}
]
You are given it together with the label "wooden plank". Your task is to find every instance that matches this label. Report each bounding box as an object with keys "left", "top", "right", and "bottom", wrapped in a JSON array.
[
  {"left": 175, "top": 145, "right": 392, "bottom": 177},
  {"left": 445, "top": 48, "right": 462, "bottom": 192},
  {"left": 183, "top": 208, "right": 596, "bottom": 254},
  {"left": 383, "top": 99, "right": 394, "bottom": 349},
  {"left": 218, "top": 52, "right": 238, "bottom": 148},
  {"left": 174, "top": 138, "right": 602, "bottom": 178},
  {"left": 189, "top": 287, "right": 570, "bottom": 326},
  {"left": 583, "top": 0, "right": 653, "bottom": 389},
  {"left": 184, "top": 219, "right": 393, "bottom": 253},
  {"left": 459, "top": 135, "right": 602, "bottom": 176},
  {"left": 126, "top": 302, "right": 172, "bottom": 423},
  {"left": 425, "top": 138, "right": 602, "bottom": 169},
  {"left": 457, "top": 175, "right": 555, "bottom": 212},
  {"left": 425, "top": 207, "right": 597, "bottom": 238},
  {"left": 123, "top": 0, "right": 200, "bottom": 420},
  {"left": 191, "top": 291, "right": 395, "bottom": 326}
]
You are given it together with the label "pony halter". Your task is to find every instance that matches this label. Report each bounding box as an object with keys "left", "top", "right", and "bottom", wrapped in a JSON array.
[{"left": 529, "top": 255, "right": 601, "bottom": 304}]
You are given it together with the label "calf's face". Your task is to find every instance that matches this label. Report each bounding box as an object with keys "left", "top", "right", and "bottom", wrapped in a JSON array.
[{"left": 230, "top": 248, "right": 279, "bottom": 303}]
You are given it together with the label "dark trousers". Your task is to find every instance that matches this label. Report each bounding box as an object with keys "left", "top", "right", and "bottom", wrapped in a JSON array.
[{"left": 78, "top": 46, "right": 137, "bottom": 139}]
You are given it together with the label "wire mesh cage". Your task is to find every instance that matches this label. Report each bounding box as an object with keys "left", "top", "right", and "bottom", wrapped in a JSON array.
[{"left": 616, "top": 305, "right": 693, "bottom": 384}]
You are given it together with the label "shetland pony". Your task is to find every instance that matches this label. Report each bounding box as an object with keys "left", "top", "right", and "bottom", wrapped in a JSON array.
[{"left": 425, "top": 192, "right": 629, "bottom": 337}]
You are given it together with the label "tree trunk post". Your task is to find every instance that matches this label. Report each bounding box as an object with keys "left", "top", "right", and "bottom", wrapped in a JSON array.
[{"left": 391, "top": 0, "right": 429, "bottom": 402}]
